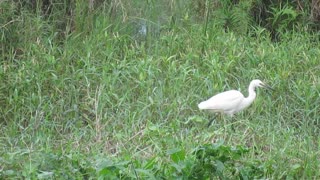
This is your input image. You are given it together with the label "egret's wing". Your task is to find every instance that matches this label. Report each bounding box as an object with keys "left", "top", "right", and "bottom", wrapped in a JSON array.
[{"left": 198, "top": 90, "right": 244, "bottom": 112}]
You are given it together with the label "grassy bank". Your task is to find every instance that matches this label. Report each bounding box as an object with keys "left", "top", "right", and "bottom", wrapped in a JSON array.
[{"left": 1, "top": 1, "right": 320, "bottom": 179}]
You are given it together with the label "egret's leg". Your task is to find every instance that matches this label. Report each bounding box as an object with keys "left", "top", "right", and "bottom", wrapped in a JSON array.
[
  {"left": 231, "top": 117, "right": 235, "bottom": 131},
  {"left": 224, "top": 115, "right": 226, "bottom": 128},
  {"left": 207, "top": 115, "right": 216, "bottom": 127}
]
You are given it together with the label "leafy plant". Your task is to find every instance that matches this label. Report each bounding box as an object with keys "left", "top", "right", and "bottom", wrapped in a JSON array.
[{"left": 189, "top": 140, "right": 266, "bottom": 179}]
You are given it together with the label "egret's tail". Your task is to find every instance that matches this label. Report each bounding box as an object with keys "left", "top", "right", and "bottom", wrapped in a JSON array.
[{"left": 198, "top": 101, "right": 208, "bottom": 110}]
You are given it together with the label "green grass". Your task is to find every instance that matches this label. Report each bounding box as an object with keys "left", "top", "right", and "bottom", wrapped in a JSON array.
[{"left": 1, "top": 1, "right": 320, "bottom": 179}]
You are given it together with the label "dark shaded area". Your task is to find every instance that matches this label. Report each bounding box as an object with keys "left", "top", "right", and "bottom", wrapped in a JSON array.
[
  {"left": 192, "top": 0, "right": 320, "bottom": 41},
  {"left": 4, "top": 0, "right": 320, "bottom": 39}
]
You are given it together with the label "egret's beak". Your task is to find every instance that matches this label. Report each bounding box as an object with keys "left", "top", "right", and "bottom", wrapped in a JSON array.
[{"left": 261, "top": 83, "right": 274, "bottom": 91}]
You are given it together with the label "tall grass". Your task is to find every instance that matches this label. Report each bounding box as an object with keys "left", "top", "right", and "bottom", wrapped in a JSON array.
[{"left": 1, "top": 0, "right": 320, "bottom": 179}]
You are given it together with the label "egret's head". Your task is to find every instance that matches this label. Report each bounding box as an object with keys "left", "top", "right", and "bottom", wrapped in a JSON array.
[{"left": 251, "top": 79, "right": 273, "bottom": 90}]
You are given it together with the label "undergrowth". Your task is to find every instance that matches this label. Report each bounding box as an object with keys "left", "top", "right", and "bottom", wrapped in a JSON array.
[{"left": 1, "top": 0, "right": 320, "bottom": 179}]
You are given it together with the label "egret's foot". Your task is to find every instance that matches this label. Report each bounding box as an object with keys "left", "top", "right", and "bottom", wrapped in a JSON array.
[{"left": 231, "top": 124, "right": 235, "bottom": 131}]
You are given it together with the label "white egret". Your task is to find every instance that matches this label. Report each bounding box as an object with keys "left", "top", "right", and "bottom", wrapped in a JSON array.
[{"left": 198, "top": 79, "right": 272, "bottom": 126}]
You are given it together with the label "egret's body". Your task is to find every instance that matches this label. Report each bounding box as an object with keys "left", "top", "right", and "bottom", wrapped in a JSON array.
[{"left": 198, "top": 79, "right": 271, "bottom": 126}]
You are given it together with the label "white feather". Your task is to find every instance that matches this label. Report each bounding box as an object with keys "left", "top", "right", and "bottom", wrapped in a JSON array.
[{"left": 198, "top": 79, "right": 270, "bottom": 116}]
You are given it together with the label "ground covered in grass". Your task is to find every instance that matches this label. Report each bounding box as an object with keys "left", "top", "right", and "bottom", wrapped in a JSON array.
[{"left": 1, "top": 1, "right": 320, "bottom": 179}]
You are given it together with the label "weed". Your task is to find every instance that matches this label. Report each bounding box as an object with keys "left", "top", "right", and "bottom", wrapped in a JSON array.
[{"left": 1, "top": 0, "right": 320, "bottom": 179}]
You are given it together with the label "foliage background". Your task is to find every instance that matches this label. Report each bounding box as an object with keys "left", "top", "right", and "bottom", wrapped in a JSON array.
[{"left": 1, "top": 0, "right": 320, "bottom": 179}]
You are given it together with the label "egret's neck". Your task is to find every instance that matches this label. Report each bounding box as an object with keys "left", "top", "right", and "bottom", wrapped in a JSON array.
[{"left": 242, "top": 85, "right": 257, "bottom": 109}]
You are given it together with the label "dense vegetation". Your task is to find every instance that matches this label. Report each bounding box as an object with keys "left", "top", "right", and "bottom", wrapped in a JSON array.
[{"left": 1, "top": 0, "right": 320, "bottom": 179}]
